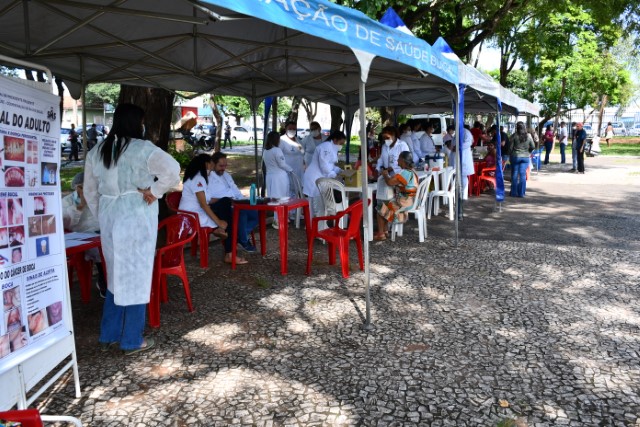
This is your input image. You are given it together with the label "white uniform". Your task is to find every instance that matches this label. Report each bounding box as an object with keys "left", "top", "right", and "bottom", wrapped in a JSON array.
[
  {"left": 207, "top": 171, "right": 244, "bottom": 200},
  {"left": 419, "top": 133, "right": 437, "bottom": 157},
  {"left": 399, "top": 132, "right": 418, "bottom": 164},
  {"left": 84, "top": 139, "right": 181, "bottom": 306},
  {"left": 279, "top": 135, "right": 304, "bottom": 190},
  {"left": 448, "top": 129, "right": 475, "bottom": 199},
  {"left": 303, "top": 140, "right": 341, "bottom": 198},
  {"left": 376, "top": 140, "right": 411, "bottom": 175},
  {"left": 301, "top": 134, "right": 325, "bottom": 167},
  {"left": 263, "top": 146, "right": 292, "bottom": 198},
  {"left": 180, "top": 174, "right": 218, "bottom": 228}
]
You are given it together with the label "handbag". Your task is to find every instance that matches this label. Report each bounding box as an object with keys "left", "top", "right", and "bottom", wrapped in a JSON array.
[{"left": 376, "top": 175, "right": 395, "bottom": 201}]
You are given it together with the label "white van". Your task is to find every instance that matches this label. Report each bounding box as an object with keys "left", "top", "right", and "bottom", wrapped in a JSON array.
[{"left": 409, "top": 114, "right": 455, "bottom": 146}]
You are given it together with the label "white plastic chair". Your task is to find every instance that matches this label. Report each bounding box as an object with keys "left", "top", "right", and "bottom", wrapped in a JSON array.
[
  {"left": 391, "top": 172, "right": 433, "bottom": 242},
  {"left": 428, "top": 169, "right": 456, "bottom": 220},
  {"left": 288, "top": 171, "right": 305, "bottom": 228},
  {"left": 316, "top": 177, "right": 349, "bottom": 229}
]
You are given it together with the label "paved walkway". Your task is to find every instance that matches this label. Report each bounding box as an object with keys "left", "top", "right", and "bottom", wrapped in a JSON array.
[{"left": 38, "top": 155, "right": 640, "bottom": 426}]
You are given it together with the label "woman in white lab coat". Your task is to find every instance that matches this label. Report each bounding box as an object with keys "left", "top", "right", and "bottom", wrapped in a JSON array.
[
  {"left": 263, "top": 130, "right": 293, "bottom": 227},
  {"left": 279, "top": 121, "right": 305, "bottom": 193},
  {"left": 84, "top": 103, "right": 181, "bottom": 354},
  {"left": 302, "top": 130, "right": 346, "bottom": 218},
  {"left": 301, "top": 121, "right": 326, "bottom": 168}
]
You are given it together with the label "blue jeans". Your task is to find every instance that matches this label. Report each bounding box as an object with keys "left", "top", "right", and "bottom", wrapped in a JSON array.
[
  {"left": 237, "top": 210, "right": 258, "bottom": 244},
  {"left": 560, "top": 143, "right": 566, "bottom": 163},
  {"left": 510, "top": 156, "right": 529, "bottom": 197},
  {"left": 543, "top": 141, "right": 553, "bottom": 164},
  {"left": 572, "top": 142, "right": 577, "bottom": 169},
  {"left": 99, "top": 290, "right": 147, "bottom": 350}
]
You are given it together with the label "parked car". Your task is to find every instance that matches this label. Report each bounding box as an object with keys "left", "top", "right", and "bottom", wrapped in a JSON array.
[
  {"left": 230, "top": 126, "right": 253, "bottom": 141},
  {"left": 60, "top": 127, "right": 72, "bottom": 151},
  {"left": 76, "top": 124, "right": 106, "bottom": 148},
  {"left": 583, "top": 124, "right": 594, "bottom": 139},
  {"left": 627, "top": 123, "right": 640, "bottom": 136},
  {"left": 297, "top": 128, "right": 309, "bottom": 139}
]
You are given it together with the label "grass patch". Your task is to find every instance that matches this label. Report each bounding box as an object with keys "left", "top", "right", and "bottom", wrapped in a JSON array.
[
  {"left": 254, "top": 276, "right": 271, "bottom": 289},
  {"left": 599, "top": 143, "right": 640, "bottom": 156}
]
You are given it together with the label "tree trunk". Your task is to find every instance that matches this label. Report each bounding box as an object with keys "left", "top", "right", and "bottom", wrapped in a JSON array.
[
  {"left": 287, "top": 96, "right": 301, "bottom": 124},
  {"left": 330, "top": 105, "right": 344, "bottom": 132},
  {"left": 554, "top": 76, "right": 567, "bottom": 129},
  {"left": 118, "top": 85, "right": 174, "bottom": 151},
  {"left": 379, "top": 106, "right": 395, "bottom": 127},
  {"left": 208, "top": 95, "right": 223, "bottom": 152},
  {"left": 300, "top": 98, "right": 317, "bottom": 124},
  {"left": 597, "top": 94, "right": 608, "bottom": 137}
]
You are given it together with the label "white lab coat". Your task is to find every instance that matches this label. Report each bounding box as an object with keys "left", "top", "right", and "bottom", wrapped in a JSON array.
[
  {"left": 303, "top": 140, "right": 341, "bottom": 198},
  {"left": 180, "top": 174, "right": 219, "bottom": 228},
  {"left": 84, "top": 138, "right": 181, "bottom": 306},
  {"left": 448, "top": 129, "right": 475, "bottom": 177},
  {"left": 419, "top": 133, "right": 437, "bottom": 157},
  {"left": 376, "top": 140, "right": 411, "bottom": 175},
  {"left": 207, "top": 171, "right": 244, "bottom": 200},
  {"left": 399, "top": 132, "right": 418, "bottom": 164},
  {"left": 279, "top": 135, "right": 304, "bottom": 187},
  {"left": 301, "top": 134, "right": 326, "bottom": 167},
  {"left": 263, "top": 146, "right": 292, "bottom": 198}
]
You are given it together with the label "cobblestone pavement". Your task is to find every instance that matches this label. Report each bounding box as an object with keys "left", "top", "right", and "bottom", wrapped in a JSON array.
[{"left": 37, "top": 155, "right": 640, "bottom": 426}]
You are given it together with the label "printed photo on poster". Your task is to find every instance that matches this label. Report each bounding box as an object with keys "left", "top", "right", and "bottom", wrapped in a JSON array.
[
  {"left": 26, "top": 168, "right": 39, "bottom": 187},
  {"left": 28, "top": 216, "right": 42, "bottom": 237},
  {"left": 0, "top": 198, "right": 7, "bottom": 225},
  {"left": 0, "top": 249, "right": 9, "bottom": 266},
  {"left": 5, "top": 307, "right": 22, "bottom": 332},
  {"left": 11, "top": 247, "right": 22, "bottom": 264},
  {"left": 35, "top": 236, "right": 49, "bottom": 256},
  {"left": 0, "top": 227, "right": 7, "bottom": 248},
  {"left": 3, "top": 286, "right": 20, "bottom": 311},
  {"left": 41, "top": 214, "right": 55, "bottom": 235},
  {"left": 46, "top": 301, "right": 62, "bottom": 326},
  {"left": 9, "top": 326, "right": 27, "bottom": 353},
  {"left": 8, "top": 226, "right": 24, "bottom": 247},
  {"left": 7, "top": 197, "right": 23, "bottom": 225},
  {"left": 3, "top": 136, "right": 25, "bottom": 162},
  {"left": 5, "top": 166, "right": 25, "bottom": 187},
  {"left": 28, "top": 308, "right": 49, "bottom": 336},
  {"left": 0, "top": 332, "right": 10, "bottom": 358},
  {"left": 26, "top": 140, "right": 38, "bottom": 164},
  {"left": 40, "top": 162, "right": 57, "bottom": 186}
]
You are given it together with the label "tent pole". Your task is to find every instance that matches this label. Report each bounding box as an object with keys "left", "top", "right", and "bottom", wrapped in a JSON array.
[
  {"left": 251, "top": 83, "right": 259, "bottom": 186},
  {"left": 454, "top": 85, "right": 463, "bottom": 248},
  {"left": 359, "top": 78, "right": 373, "bottom": 331},
  {"left": 80, "top": 57, "right": 87, "bottom": 164}
]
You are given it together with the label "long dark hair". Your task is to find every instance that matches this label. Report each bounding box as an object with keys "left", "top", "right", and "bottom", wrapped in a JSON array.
[
  {"left": 100, "top": 103, "right": 145, "bottom": 168},
  {"left": 183, "top": 153, "right": 211, "bottom": 184},
  {"left": 265, "top": 131, "right": 281, "bottom": 150},
  {"left": 515, "top": 121, "right": 527, "bottom": 140}
]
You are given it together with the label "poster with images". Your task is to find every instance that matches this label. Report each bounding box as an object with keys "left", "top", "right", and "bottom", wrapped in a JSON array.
[{"left": 0, "top": 75, "right": 68, "bottom": 368}]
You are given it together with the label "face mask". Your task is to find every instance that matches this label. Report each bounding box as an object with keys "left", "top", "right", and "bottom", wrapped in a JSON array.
[
  {"left": 72, "top": 191, "right": 81, "bottom": 205},
  {"left": 384, "top": 139, "right": 393, "bottom": 146},
  {"left": 334, "top": 143, "right": 343, "bottom": 152},
  {"left": 403, "top": 130, "right": 412, "bottom": 136},
  {"left": 286, "top": 130, "right": 296, "bottom": 138},
  {"left": 414, "top": 131, "right": 425, "bottom": 138},
  {"left": 311, "top": 130, "right": 320, "bottom": 137}
]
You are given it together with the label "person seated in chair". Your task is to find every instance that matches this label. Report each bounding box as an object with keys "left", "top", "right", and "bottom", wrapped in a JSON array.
[
  {"left": 61, "top": 172, "right": 107, "bottom": 297},
  {"left": 207, "top": 152, "right": 258, "bottom": 253},
  {"left": 180, "top": 154, "right": 248, "bottom": 265},
  {"left": 484, "top": 141, "right": 497, "bottom": 169}
]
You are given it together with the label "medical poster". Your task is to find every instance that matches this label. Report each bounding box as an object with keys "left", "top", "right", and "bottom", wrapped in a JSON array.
[{"left": 0, "top": 75, "right": 67, "bottom": 367}]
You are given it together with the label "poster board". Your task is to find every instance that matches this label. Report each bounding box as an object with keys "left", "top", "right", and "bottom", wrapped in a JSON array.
[{"left": 0, "top": 69, "right": 80, "bottom": 409}]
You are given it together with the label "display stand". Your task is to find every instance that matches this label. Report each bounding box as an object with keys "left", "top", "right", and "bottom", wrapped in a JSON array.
[{"left": 0, "top": 55, "right": 81, "bottom": 415}]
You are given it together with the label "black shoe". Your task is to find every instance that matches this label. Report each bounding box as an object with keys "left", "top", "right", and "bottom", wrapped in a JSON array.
[{"left": 569, "top": 168, "right": 576, "bottom": 172}]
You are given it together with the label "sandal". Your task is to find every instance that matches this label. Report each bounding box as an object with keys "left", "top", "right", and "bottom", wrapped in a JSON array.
[
  {"left": 373, "top": 233, "right": 387, "bottom": 241},
  {"left": 99, "top": 341, "right": 118, "bottom": 352},
  {"left": 213, "top": 228, "right": 228, "bottom": 239},
  {"left": 224, "top": 255, "right": 248, "bottom": 265},
  {"left": 123, "top": 337, "right": 155, "bottom": 356}
]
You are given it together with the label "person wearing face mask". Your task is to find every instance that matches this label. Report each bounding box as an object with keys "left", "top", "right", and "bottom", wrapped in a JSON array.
[
  {"left": 61, "top": 172, "right": 107, "bottom": 298},
  {"left": 410, "top": 120, "right": 426, "bottom": 161},
  {"left": 279, "top": 121, "right": 305, "bottom": 196},
  {"left": 263, "top": 131, "right": 293, "bottom": 228},
  {"left": 84, "top": 103, "right": 181, "bottom": 355},
  {"left": 376, "top": 125, "right": 411, "bottom": 176},
  {"left": 302, "top": 130, "right": 346, "bottom": 218},
  {"left": 301, "top": 122, "right": 326, "bottom": 168},
  {"left": 398, "top": 123, "right": 418, "bottom": 165}
]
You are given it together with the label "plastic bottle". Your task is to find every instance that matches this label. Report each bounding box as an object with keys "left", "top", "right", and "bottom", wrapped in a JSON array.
[{"left": 250, "top": 183, "right": 257, "bottom": 205}]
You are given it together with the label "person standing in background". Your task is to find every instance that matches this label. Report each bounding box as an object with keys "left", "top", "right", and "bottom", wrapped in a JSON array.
[
  {"left": 68, "top": 124, "right": 79, "bottom": 161},
  {"left": 263, "top": 131, "right": 293, "bottom": 228},
  {"left": 543, "top": 125, "right": 555, "bottom": 165},
  {"left": 509, "top": 122, "right": 535, "bottom": 197},
  {"left": 557, "top": 121, "right": 568, "bottom": 164},
  {"left": 301, "top": 121, "right": 325, "bottom": 168},
  {"left": 604, "top": 122, "right": 614, "bottom": 147},
  {"left": 222, "top": 121, "right": 232, "bottom": 149},
  {"left": 84, "top": 103, "right": 181, "bottom": 355},
  {"left": 574, "top": 122, "right": 588, "bottom": 174},
  {"left": 279, "top": 122, "right": 305, "bottom": 198},
  {"left": 86, "top": 124, "right": 98, "bottom": 150}
]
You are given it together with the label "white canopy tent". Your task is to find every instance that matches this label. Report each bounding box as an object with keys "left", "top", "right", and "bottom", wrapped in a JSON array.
[{"left": 0, "top": 0, "right": 461, "bottom": 335}]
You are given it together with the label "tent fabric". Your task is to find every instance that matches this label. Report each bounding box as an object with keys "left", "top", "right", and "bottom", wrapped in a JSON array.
[{"left": 0, "top": 0, "right": 457, "bottom": 100}]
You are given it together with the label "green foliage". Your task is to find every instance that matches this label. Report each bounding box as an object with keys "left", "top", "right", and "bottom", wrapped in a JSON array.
[
  {"left": 0, "top": 66, "right": 19, "bottom": 77},
  {"left": 168, "top": 142, "right": 195, "bottom": 169},
  {"left": 84, "top": 83, "right": 120, "bottom": 108},
  {"left": 60, "top": 167, "right": 84, "bottom": 192}
]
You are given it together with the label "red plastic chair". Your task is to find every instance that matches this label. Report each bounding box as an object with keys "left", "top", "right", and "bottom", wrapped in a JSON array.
[
  {"left": 477, "top": 160, "right": 507, "bottom": 193},
  {"left": 166, "top": 191, "right": 217, "bottom": 268},
  {"left": 306, "top": 199, "right": 366, "bottom": 278},
  {"left": 0, "top": 409, "right": 82, "bottom": 426},
  {"left": 148, "top": 213, "right": 197, "bottom": 328}
]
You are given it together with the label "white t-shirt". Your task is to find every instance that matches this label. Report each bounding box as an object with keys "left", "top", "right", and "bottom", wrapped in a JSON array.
[{"left": 180, "top": 174, "right": 219, "bottom": 228}]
